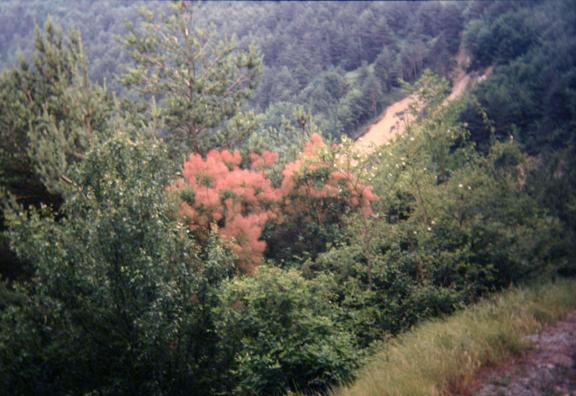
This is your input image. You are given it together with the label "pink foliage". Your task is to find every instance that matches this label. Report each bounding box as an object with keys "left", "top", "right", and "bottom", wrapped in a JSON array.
[
  {"left": 280, "top": 134, "right": 378, "bottom": 222},
  {"left": 250, "top": 150, "right": 278, "bottom": 170},
  {"left": 170, "top": 149, "right": 280, "bottom": 274},
  {"left": 170, "top": 135, "right": 378, "bottom": 274}
]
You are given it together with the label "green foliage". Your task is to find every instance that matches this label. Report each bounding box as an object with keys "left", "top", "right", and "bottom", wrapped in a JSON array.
[
  {"left": 0, "top": 0, "right": 161, "bottom": 89},
  {"left": 462, "top": 0, "right": 576, "bottom": 155},
  {"left": 0, "top": 19, "right": 111, "bottom": 198},
  {"left": 526, "top": 150, "right": 576, "bottom": 277},
  {"left": 335, "top": 88, "right": 373, "bottom": 137},
  {"left": 1, "top": 2, "right": 574, "bottom": 394},
  {"left": 0, "top": 1, "right": 466, "bottom": 143},
  {"left": 122, "top": 3, "right": 262, "bottom": 159},
  {"left": 307, "top": 76, "right": 559, "bottom": 347},
  {"left": 0, "top": 19, "right": 111, "bottom": 279},
  {"left": 245, "top": 103, "right": 318, "bottom": 173},
  {"left": 1, "top": 126, "right": 242, "bottom": 394},
  {"left": 459, "top": 0, "right": 576, "bottom": 262},
  {"left": 1, "top": 128, "right": 365, "bottom": 394},
  {"left": 215, "top": 266, "right": 359, "bottom": 395},
  {"left": 464, "top": 8, "right": 536, "bottom": 70},
  {"left": 1, "top": 121, "right": 365, "bottom": 395}
]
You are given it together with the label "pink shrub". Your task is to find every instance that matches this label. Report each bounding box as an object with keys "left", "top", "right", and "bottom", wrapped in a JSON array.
[
  {"left": 170, "top": 135, "right": 378, "bottom": 273},
  {"left": 280, "top": 134, "right": 378, "bottom": 223},
  {"left": 169, "top": 149, "right": 280, "bottom": 274}
]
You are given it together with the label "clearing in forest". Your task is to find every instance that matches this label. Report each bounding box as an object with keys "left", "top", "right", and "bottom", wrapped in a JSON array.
[{"left": 353, "top": 52, "right": 492, "bottom": 155}]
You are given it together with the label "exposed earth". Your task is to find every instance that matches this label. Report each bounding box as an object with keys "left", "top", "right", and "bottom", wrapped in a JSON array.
[
  {"left": 353, "top": 51, "right": 491, "bottom": 155},
  {"left": 352, "top": 53, "right": 576, "bottom": 396},
  {"left": 467, "top": 312, "right": 576, "bottom": 396}
]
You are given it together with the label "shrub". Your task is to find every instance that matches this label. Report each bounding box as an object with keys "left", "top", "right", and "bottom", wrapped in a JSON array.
[
  {"left": 1, "top": 130, "right": 238, "bottom": 395},
  {"left": 215, "top": 266, "right": 359, "bottom": 395},
  {"left": 171, "top": 134, "right": 379, "bottom": 269},
  {"left": 308, "top": 80, "right": 559, "bottom": 347},
  {"left": 169, "top": 149, "right": 281, "bottom": 274},
  {"left": 267, "top": 133, "right": 378, "bottom": 263}
]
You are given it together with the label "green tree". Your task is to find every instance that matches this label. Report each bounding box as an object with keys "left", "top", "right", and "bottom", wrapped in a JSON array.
[
  {"left": 215, "top": 266, "right": 358, "bottom": 395},
  {"left": 122, "top": 2, "right": 262, "bottom": 159},
  {"left": 0, "top": 19, "right": 111, "bottom": 279},
  {"left": 0, "top": 19, "right": 110, "bottom": 200},
  {"left": 1, "top": 125, "right": 239, "bottom": 394},
  {"left": 373, "top": 47, "right": 396, "bottom": 92}
]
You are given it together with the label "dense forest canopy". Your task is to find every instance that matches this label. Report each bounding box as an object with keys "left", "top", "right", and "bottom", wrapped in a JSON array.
[
  {"left": 0, "top": 0, "right": 575, "bottom": 394},
  {"left": 0, "top": 0, "right": 465, "bottom": 138}
]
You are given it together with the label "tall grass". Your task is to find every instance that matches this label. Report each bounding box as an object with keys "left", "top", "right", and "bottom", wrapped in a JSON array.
[{"left": 331, "top": 279, "right": 576, "bottom": 396}]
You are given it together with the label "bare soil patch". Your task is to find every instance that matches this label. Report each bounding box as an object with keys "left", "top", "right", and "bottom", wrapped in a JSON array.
[
  {"left": 462, "top": 312, "right": 576, "bottom": 396},
  {"left": 352, "top": 95, "right": 416, "bottom": 153},
  {"left": 353, "top": 52, "right": 491, "bottom": 155}
]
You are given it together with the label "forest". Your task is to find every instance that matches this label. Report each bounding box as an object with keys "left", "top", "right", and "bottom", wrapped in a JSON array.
[{"left": 0, "top": 0, "right": 575, "bottom": 394}]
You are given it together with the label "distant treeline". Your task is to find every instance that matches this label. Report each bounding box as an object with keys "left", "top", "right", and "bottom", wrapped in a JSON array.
[
  {"left": 0, "top": 1, "right": 466, "bottom": 138},
  {"left": 0, "top": 1, "right": 576, "bottom": 395}
]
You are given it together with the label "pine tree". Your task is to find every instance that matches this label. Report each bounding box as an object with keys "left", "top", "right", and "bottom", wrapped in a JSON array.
[
  {"left": 122, "top": 2, "right": 262, "bottom": 159},
  {"left": 0, "top": 18, "right": 110, "bottom": 202},
  {"left": 0, "top": 19, "right": 111, "bottom": 279}
]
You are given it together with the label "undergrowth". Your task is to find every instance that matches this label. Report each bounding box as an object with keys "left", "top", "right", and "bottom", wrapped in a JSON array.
[{"left": 329, "top": 278, "right": 576, "bottom": 396}]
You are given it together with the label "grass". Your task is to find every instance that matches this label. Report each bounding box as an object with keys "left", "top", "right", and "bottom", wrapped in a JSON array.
[{"left": 330, "top": 278, "right": 576, "bottom": 396}]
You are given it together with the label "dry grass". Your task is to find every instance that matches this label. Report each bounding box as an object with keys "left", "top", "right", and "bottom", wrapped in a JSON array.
[{"left": 330, "top": 279, "right": 576, "bottom": 396}]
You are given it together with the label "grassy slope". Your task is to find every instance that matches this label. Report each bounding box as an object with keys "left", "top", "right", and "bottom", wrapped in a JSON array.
[{"left": 331, "top": 279, "right": 576, "bottom": 396}]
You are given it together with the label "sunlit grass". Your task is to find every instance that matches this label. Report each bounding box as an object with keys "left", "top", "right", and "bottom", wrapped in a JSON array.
[{"left": 331, "top": 278, "right": 576, "bottom": 396}]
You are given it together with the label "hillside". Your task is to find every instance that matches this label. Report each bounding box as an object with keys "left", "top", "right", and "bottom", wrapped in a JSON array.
[
  {"left": 332, "top": 280, "right": 576, "bottom": 396},
  {"left": 353, "top": 49, "right": 492, "bottom": 154},
  {"left": 472, "top": 311, "right": 576, "bottom": 395},
  {"left": 0, "top": 1, "right": 575, "bottom": 395}
]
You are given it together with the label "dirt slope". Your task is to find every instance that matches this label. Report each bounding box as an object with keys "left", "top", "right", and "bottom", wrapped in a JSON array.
[
  {"left": 353, "top": 52, "right": 491, "bottom": 155},
  {"left": 468, "top": 312, "right": 576, "bottom": 396},
  {"left": 352, "top": 95, "right": 417, "bottom": 153}
]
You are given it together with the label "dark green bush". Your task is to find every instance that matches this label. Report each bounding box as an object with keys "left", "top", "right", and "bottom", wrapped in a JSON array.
[{"left": 215, "top": 266, "right": 359, "bottom": 395}]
